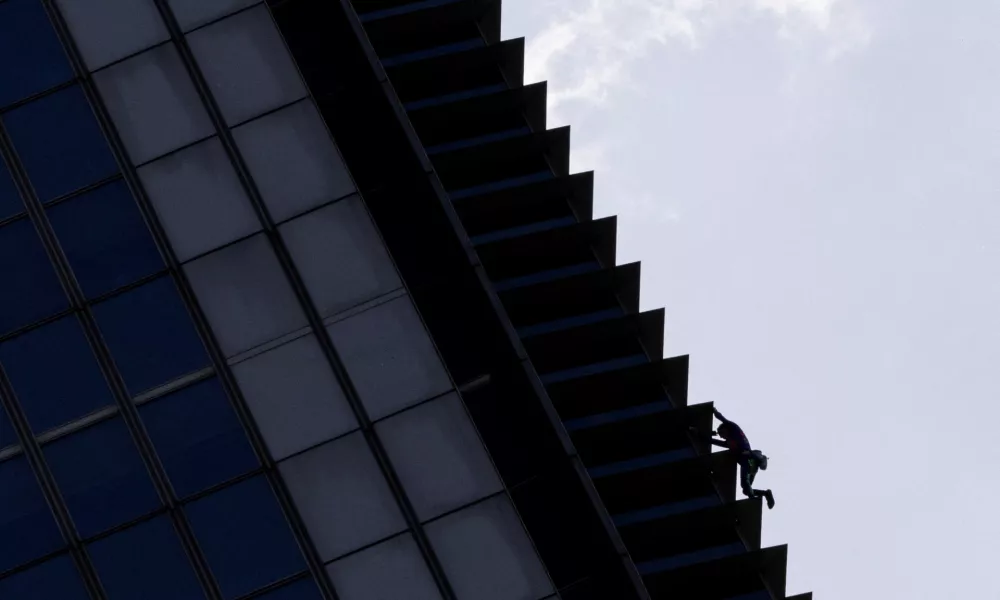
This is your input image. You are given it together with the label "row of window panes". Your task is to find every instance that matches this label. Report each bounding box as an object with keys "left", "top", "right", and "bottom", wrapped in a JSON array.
[
  {"left": 2, "top": 385, "right": 551, "bottom": 599},
  {"left": 0, "top": 473, "right": 322, "bottom": 600},
  {"left": 0, "top": 492, "right": 551, "bottom": 600},
  {"left": 0, "top": 274, "right": 208, "bottom": 403},
  {"left": 0, "top": 0, "right": 274, "bottom": 111}
]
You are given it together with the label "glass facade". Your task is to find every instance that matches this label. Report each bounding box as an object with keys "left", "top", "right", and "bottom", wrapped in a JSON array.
[{"left": 0, "top": 1, "right": 553, "bottom": 599}]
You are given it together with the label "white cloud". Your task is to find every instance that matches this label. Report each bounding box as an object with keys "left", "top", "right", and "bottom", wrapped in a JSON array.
[{"left": 524, "top": 0, "right": 872, "bottom": 118}]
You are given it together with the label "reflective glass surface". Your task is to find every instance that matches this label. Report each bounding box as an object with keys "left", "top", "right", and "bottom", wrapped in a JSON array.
[
  {"left": 186, "top": 476, "right": 305, "bottom": 599},
  {"left": 141, "top": 377, "right": 258, "bottom": 498},
  {"left": 0, "top": 455, "right": 64, "bottom": 572},
  {"left": 0, "top": 219, "right": 68, "bottom": 336},
  {"left": 48, "top": 179, "right": 163, "bottom": 297},
  {"left": 3, "top": 85, "right": 119, "bottom": 201},
  {"left": 45, "top": 418, "right": 161, "bottom": 537},
  {"left": 0, "top": 554, "right": 90, "bottom": 600},
  {"left": 0, "top": 0, "right": 73, "bottom": 108},
  {"left": 89, "top": 515, "right": 207, "bottom": 600},
  {"left": 93, "top": 276, "right": 209, "bottom": 395},
  {"left": 0, "top": 315, "right": 113, "bottom": 434}
]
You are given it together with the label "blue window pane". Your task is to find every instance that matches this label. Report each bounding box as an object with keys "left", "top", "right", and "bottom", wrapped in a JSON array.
[
  {"left": 4, "top": 85, "right": 118, "bottom": 201},
  {"left": 89, "top": 515, "right": 206, "bottom": 600},
  {"left": 187, "top": 477, "right": 305, "bottom": 599},
  {"left": 257, "top": 578, "right": 323, "bottom": 600},
  {"left": 93, "top": 277, "right": 209, "bottom": 395},
  {"left": 0, "top": 219, "right": 68, "bottom": 336},
  {"left": 141, "top": 378, "right": 258, "bottom": 498},
  {"left": 0, "top": 456, "right": 64, "bottom": 572},
  {"left": 0, "top": 161, "right": 23, "bottom": 221},
  {"left": 0, "top": 315, "right": 113, "bottom": 434},
  {"left": 0, "top": 0, "right": 73, "bottom": 108},
  {"left": 45, "top": 418, "right": 161, "bottom": 537},
  {"left": 0, "top": 554, "right": 90, "bottom": 600},
  {"left": 48, "top": 180, "right": 164, "bottom": 297}
]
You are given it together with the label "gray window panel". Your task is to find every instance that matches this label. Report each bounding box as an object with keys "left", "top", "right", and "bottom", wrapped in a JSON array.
[
  {"left": 55, "top": 0, "right": 170, "bottom": 71},
  {"left": 138, "top": 137, "right": 260, "bottom": 261},
  {"left": 187, "top": 5, "right": 307, "bottom": 126},
  {"left": 376, "top": 393, "right": 502, "bottom": 521},
  {"left": 426, "top": 496, "right": 554, "bottom": 600},
  {"left": 279, "top": 433, "right": 406, "bottom": 561},
  {"left": 233, "top": 100, "right": 355, "bottom": 223},
  {"left": 94, "top": 43, "right": 215, "bottom": 165},
  {"left": 184, "top": 235, "right": 308, "bottom": 357},
  {"left": 279, "top": 198, "right": 401, "bottom": 319},
  {"left": 232, "top": 333, "right": 357, "bottom": 460},
  {"left": 167, "top": 0, "right": 260, "bottom": 32},
  {"left": 326, "top": 296, "right": 452, "bottom": 421},
  {"left": 325, "top": 533, "right": 442, "bottom": 600}
]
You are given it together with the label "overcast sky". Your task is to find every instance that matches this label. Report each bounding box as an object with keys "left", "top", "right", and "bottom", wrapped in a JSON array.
[{"left": 503, "top": 1, "right": 999, "bottom": 597}]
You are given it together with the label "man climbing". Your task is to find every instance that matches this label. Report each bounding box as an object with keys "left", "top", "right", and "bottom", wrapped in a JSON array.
[{"left": 690, "top": 406, "right": 775, "bottom": 509}]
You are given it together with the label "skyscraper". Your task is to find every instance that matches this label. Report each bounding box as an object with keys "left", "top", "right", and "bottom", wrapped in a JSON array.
[{"left": 0, "top": 0, "right": 809, "bottom": 599}]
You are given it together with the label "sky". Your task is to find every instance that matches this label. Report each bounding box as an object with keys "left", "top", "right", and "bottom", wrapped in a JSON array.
[{"left": 502, "top": 1, "right": 1000, "bottom": 598}]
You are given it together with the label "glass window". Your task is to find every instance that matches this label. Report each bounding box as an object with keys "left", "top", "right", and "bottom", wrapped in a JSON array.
[
  {"left": 184, "top": 235, "right": 308, "bottom": 357},
  {"left": 45, "top": 417, "right": 160, "bottom": 537},
  {"left": 0, "top": 219, "right": 68, "bottom": 336},
  {"left": 326, "top": 533, "right": 442, "bottom": 600},
  {"left": 326, "top": 296, "right": 451, "bottom": 420},
  {"left": 232, "top": 333, "right": 357, "bottom": 460},
  {"left": 89, "top": 515, "right": 206, "bottom": 600},
  {"left": 186, "top": 476, "right": 305, "bottom": 599},
  {"left": 140, "top": 377, "right": 258, "bottom": 498},
  {"left": 279, "top": 433, "right": 406, "bottom": 561},
  {"left": 54, "top": 0, "right": 170, "bottom": 71},
  {"left": 255, "top": 577, "right": 323, "bottom": 600},
  {"left": 0, "top": 161, "right": 23, "bottom": 221},
  {"left": 0, "top": 0, "right": 73, "bottom": 108},
  {"left": 0, "top": 554, "right": 90, "bottom": 600},
  {"left": 168, "top": 0, "right": 259, "bottom": 32},
  {"left": 93, "top": 276, "right": 209, "bottom": 395},
  {"left": 3, "top": 85, "right": 119, "bottom": 201},
  {"left": 138, "top": 137, "right": 260, "bottom": 262},
  {"left": 0, "top": 315, "right": 113, "bottom": 434},
  {"left": 48, "top": 179, "right": 164, "bottom": 298},
  {"left": 233, "top": 99, "right": 355, "bottom": 222},
  {"left": 279, "top": 197, "right": 400, "bottom": 319},
  {"left": 426, "top": 495, "right": 553, "bottom": 600},
  {"left": 187, "top": 5, "right": 307, "bottom": 126},
  {"left": 0, "top": 456, "right": 64, "bottom": 572},
  {"left": 94, "top": 43, "right": 215, "bottom": 165},
  {"left": 376, "top": 393, "right": 502, "bottom": 521}
]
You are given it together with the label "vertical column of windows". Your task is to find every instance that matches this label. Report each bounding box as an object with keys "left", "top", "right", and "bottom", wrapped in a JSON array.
[
  {"left": 48, "top": 0, "right": 331, "bottom": 597},
  {"left": 152, "top": 3, "right": 556, "bottom": 599}
]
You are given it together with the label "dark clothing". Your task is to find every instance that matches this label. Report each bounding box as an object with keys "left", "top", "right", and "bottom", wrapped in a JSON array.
[
  {"left": 714, "top": 410, "right": 752, "bottom": 453},
  {"left": 696, "top": 408, "right": 774, "bottom": 508},
  {"left": 739, "top": 457, "right": 767, "bottom": 499}
]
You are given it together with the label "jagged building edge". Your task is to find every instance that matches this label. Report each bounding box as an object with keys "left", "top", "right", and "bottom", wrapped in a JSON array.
[{"left": 270, "top": 0, "right": 810, "bottom": 598}]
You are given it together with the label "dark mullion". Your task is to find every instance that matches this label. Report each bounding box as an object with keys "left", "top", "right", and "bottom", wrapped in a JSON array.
[
  {"left": 36, "top": 3, "right": 227, "bottom": 599},
  {"left": 146, "top": 3, "right": 459, "bottom": 598},
  {"left": 0, "top": 78, "right": 79, "bottom": 116}
]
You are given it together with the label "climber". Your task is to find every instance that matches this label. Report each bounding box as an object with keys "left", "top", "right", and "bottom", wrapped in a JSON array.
[{"left": 690, "top": 406, "right": 775, "bottom": 509}]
